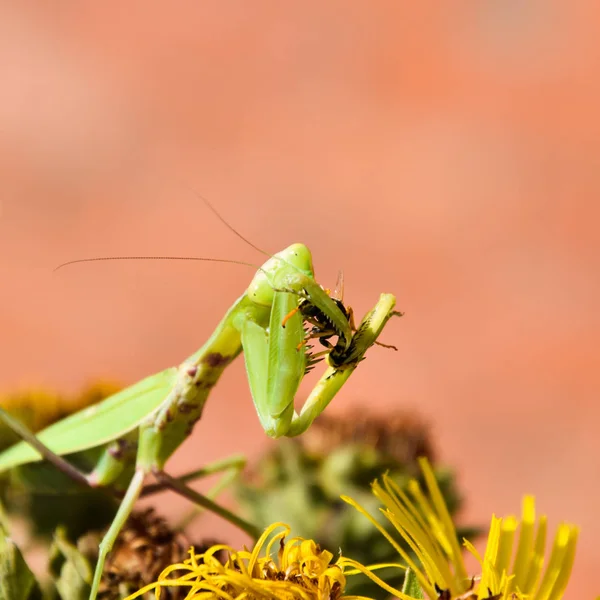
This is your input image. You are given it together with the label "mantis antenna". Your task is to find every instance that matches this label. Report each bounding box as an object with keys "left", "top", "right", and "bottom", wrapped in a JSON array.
[
  {"left": 181, "top": 185, "right": 312, "bottom": 276},
  {"left": 54, "top": 188, "right": 299, "bottom": 280},
  {"left": 53, "top": 255, "right": 260, "bottom": 273},
  {"left": 52, "top": 254, "right": 284, "bottom": 293},
  {"left": 182, "top": 185, "right": 271, "bottom": 258}
]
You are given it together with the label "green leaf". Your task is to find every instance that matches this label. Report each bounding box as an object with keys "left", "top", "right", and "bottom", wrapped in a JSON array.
[
  {"left": 0, "top": 525, "right": 42, "bottom": 600},
  {"left": 48, "top": 528, "right": 92, "bottom": 600},
  {"left": 402, "top": 568, "right": 424, "bottom": 599}
]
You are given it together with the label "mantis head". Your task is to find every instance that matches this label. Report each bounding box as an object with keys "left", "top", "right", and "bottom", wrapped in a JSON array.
[{"left": 247, "top": 244, "right": 315, "bottom": 307}]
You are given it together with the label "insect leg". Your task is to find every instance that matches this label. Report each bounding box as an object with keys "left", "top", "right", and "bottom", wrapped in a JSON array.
[
  {"left": 140, "top": 453, "right": 246, "bottom": 497},
  {"left": 89, "top": 468, "right": 147, "bottom": 598},
  {"left": 281, "top": 305, "right": 301, "bottom": 328}
]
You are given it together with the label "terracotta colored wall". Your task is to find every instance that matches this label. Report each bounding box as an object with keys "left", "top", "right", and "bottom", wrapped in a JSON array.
[{"left": 1, "top": 4, "right": 598, "bottom": 596}]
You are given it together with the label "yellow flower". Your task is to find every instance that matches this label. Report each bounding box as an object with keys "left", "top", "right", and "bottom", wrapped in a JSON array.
[
  {"left": 342, "top": 458, "right": 578, "bottom": 600},
  {"left": 124, "top": 522, "right": 369, "bottom": 600}
]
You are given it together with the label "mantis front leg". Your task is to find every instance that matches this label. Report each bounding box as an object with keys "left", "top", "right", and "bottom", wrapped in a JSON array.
[
  {"left": 240, "top": 287, "right": 401, "bottom": 439},
  {"left": 287, "top": 292, "right": 401, "bottom": 436},
  {"left": 240, "top": 290, "right": 308, "bottom": 438}
]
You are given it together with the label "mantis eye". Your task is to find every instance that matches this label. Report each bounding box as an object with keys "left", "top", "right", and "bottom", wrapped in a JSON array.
[{"left": 280, "top": 243, "right": 314, "bottom": 277}]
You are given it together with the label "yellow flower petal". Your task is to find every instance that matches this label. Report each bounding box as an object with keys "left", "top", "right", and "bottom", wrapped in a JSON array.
[
  {"left": 344, "top": 459, "right": 579, "bottom": 600},
  {"left": 124, "top": 523, "right": 362, "bottom": 600}
]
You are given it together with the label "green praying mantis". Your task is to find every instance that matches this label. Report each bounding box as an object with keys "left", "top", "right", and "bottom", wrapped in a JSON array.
[{"left": 0, "top": 207, "right": 402, "bottom": 600}]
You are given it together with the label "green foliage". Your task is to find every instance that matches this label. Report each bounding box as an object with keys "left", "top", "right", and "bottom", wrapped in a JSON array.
[
  {"left": 0, "top": 524, "right": 42, "bottom": 600},
  {"left": 48, "top": 529, "right": 93, "bottom": 600}
]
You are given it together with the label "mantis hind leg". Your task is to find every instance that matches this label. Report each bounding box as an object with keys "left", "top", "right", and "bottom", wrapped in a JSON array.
[
  {"left": 0, "top": 406, "right": 136, "bottom": 492},
  {"left": 140, "top": 453, "right": 246, "bottom": 497},
  {"left": 140, "top": 454, "right": 248, "bottom": 530},
  {"left": 0, "top": 406, "right": 90, "bottom": 487}
]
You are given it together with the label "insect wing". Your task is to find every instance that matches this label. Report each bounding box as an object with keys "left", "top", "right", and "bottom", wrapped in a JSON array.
[{"left": 0, "top": 367, "right": 177, "bottom": 470}]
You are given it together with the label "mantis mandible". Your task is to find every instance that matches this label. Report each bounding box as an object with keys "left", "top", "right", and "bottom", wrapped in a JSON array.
[{"left": 0, "top": 216, "right": 401, "bottom": 600}]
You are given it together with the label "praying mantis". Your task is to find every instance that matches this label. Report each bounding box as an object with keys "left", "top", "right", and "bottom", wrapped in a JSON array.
[{"left": 0, "top": 211, "right": 402, "bottom": 600}]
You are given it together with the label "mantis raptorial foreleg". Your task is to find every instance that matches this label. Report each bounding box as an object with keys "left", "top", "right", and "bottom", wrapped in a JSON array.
[{"left": 0, "top": 243, "right": 401, "bottom": 600}]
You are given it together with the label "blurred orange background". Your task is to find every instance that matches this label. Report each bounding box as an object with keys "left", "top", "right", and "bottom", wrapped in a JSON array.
[{"left": 0, "top": 3, "right": 598, "bottom": 596}]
